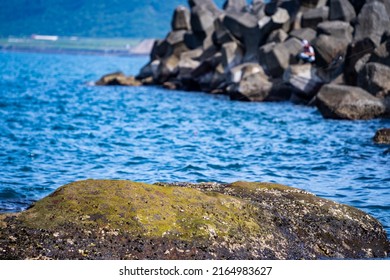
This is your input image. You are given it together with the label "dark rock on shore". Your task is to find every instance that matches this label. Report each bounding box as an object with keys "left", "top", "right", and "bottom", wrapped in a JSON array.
[
  {"left": 95, "top": 72, "right": 142, "bottom": 86},
  {"left": 301, "top": 6, "right": 329, "bottom": 29},
  {"left": 357, "top": 63, "right": 390, "bottom": 98},
  {"left": 316, "top": 84, "right": 386, "bottom": 120},
  {"left": 300, "top": 0, "right": 327, "bottom": 9},
  {"left": 289, "top": 27, "right": 316, "bottom": 42},
  {"left": 353, "top": 1, "right": 389, "bottom": 48},
  {"left": 283, "top": 63, "right": 324, "bottom": 100},
  {"left": 373, "top": 128, "right": 390, "bottom": 144},
  {"left": 172, "top": 6, "right": 191, "bottom": 31},
  {"left": 1, "top": 180, "right": 389, "bottom": 260},
  {"left": 95, "top": 0, "right": 390, "bottom": 121},
  {"left": 228, "top": 63, "right": 273, "bottom": 101},
  {"left": 329, "top": 0, "right": 356, "bottom": 23}
]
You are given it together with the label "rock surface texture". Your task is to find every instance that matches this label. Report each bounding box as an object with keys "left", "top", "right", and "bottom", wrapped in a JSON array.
[
  {"left": 96, "top": 0, "right": 390, "bottom": 121},
  {"left": 95, "top": 72, "right": 142, "bottom": 86},
  {"left": 316, "top": 84, "right": 386, "bottom": 120},
  {"left": 373, "top": 128, "right": 390, "bottom": 144},
  {"left": 0, "top": 180, "right": 389, "bottom": 260}
]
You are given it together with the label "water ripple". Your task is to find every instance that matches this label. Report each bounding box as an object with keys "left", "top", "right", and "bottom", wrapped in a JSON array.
[{"left": 0, "top": 52, "right": 389, "bottom": 235}]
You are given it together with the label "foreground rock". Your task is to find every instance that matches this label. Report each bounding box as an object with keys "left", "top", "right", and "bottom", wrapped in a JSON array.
[
  {"left": 373, "top": 128, "right": 390, "bottom": 144},
  {"left": 1, "top": 180, "right": 389, "bottom": 260}
]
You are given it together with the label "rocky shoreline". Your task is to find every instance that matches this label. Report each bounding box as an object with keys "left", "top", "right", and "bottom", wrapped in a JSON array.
[
  {"left": 97, "top": 0, "right": 390, "bottom": 122},
  {"left": 373, "top": 128, "right": 390, "bottom": 144},
  {"left": 0, "top": 180, "right": 389, "bottom": 260}
]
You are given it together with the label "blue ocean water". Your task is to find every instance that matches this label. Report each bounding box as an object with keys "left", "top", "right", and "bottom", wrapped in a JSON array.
[{"left": 0, "top": 51, "right": 389, "bottom": 235}]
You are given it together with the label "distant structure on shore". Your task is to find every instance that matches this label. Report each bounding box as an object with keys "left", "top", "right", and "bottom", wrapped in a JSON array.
[
  {"left": 0, "top": 35, "right": 154, "bottom": 56},
  {"left": 31, "top": 34, "right": 59, "bottom": 41}
]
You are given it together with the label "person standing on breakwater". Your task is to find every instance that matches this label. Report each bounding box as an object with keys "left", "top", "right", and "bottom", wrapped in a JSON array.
[{"left": 298, "top": 39, "right": 315, "bottom": 63}]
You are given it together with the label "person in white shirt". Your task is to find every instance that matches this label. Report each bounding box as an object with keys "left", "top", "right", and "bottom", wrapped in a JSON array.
[{"left": 298, "top": 39, "right": 315, "bottom": 63}]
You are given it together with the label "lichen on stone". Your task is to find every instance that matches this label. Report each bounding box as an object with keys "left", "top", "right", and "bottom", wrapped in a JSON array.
[{"left": 0, "top": 179, "right": 389, "bottom": 260}]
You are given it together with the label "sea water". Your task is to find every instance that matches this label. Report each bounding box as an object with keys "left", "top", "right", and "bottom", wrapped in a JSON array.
[{"left": 0, "top": 51, "right": 389, "bottom": 235}]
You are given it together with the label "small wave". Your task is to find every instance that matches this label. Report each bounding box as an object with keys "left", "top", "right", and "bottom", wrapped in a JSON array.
[
  {"left": 363, "top": 205, "right": 390, "bottom": 211},
  {"left": 157, "top": 124, "right": 177, "bottom": 129},
  {"left": 177, "top": 164, "right": 204, "bottom": 171},
  {"left": 124, "top": 156, "right": 153, "bottom": 166},
  {"left": 131, "top": 156, "right": 149, "bottom": 161},
  {"left": 52, "top": 124, "right": 76, "bottom": 131},
  {"left": 311, "top": 166, "right": 328, "bottom": 171},
  {"left": 125, "top": 161, "right": 144, "bottom": 166},
  {"left": 92, "top": 164, "right": 105, "bottom": 170},
  {"left": 207, "top": 163, "right": 243, "bottom": 170},
  {"left": 0, "top": 188, "right": 23, "bottom": 199},
  {"left": 112, "top": 141, "right": 133, "bottom": 147}
]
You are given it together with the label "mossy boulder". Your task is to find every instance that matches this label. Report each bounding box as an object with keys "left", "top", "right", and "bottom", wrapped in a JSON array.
[{"left": 0, "top": 180, "right": 389, "bottom": 259}]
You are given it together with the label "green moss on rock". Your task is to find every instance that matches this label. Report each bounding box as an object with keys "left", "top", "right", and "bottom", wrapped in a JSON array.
[
  {"left": 0, "top": 179, "right": 389, "bottom": 260},
  {"left": 17, "top": 180, "right": 266, "bottom": 241}
]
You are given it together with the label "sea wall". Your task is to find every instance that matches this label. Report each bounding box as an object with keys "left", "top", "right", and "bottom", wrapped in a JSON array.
[
  {"left": 97, "top": 0, "right": 390, "bottom": 120},
  {"left": 0, "top": 180, "right": 389, "bottom": 259}
]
